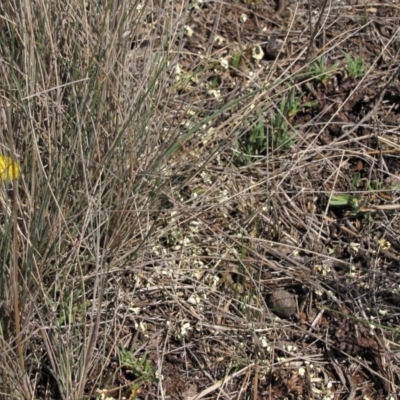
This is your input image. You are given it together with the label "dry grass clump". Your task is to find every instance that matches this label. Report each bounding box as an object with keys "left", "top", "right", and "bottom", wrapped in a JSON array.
[
  {"left": 0, "top": 0, "right": 400, "bottom": 399},
  {"left": 0, "top": 1, "right": 202, "bottom": 398}
]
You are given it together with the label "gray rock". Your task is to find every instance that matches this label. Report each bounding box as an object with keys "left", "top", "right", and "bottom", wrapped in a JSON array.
[{"left": 267, "top": 289, "right": 297, "bottom": 318}]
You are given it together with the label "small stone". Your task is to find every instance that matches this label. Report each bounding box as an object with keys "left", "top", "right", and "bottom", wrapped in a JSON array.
[
  {"left": 265, "top": 37, "right": 284, "bottom": 59},
  {"left": 267, "top": 289, "right": 297, "bottom": 318}
]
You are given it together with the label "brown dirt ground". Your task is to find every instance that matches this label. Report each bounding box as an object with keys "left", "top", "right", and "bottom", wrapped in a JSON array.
[{"left": 88, "top": 1, "right": 400, "bottom": 399}]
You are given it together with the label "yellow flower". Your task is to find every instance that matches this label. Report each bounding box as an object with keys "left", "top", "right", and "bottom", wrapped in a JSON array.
[{"left": 0, "top": 156, "right": 20, "bottom": 182}]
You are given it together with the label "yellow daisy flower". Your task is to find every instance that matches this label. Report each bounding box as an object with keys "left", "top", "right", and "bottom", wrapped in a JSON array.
[{"left": 0, "top": 156, "right": 20, "bottom": 182}]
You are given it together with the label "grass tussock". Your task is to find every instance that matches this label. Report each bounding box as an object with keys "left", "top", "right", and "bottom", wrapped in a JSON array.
[
  {"left": 0, "top": 0, "right": 400, "bottom": 399},
  {"left": 0, "top": 1, "right": 200, "bottom": 398}
]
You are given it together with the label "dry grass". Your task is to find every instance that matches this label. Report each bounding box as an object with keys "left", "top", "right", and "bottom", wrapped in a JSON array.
[{"left": 0, "top": 0, "right": 399, "bottom": 399}]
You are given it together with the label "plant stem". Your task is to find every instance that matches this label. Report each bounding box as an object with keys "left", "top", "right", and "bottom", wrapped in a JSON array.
[{"left": 7, "top": 107, "right": 30, "bottom": 399}]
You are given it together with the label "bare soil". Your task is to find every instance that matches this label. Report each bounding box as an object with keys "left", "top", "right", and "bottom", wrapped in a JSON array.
[{"left": 101, "top": 1, "right": 400, "bottom": 399}]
